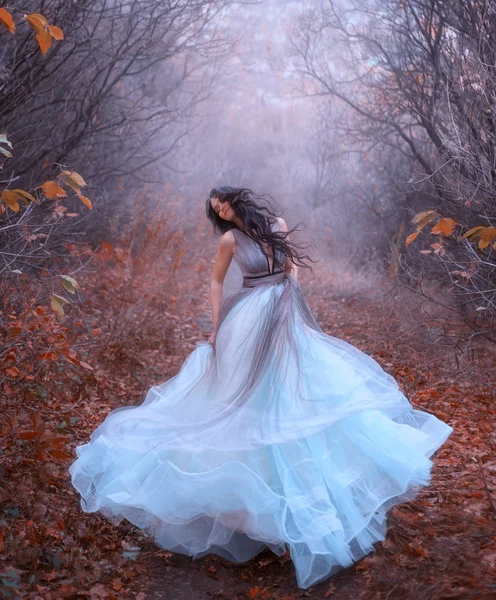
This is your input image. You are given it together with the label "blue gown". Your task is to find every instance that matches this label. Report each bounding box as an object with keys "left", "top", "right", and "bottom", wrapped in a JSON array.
[{"left": 69, "top": 220, "right": 453, "bottom": 589}]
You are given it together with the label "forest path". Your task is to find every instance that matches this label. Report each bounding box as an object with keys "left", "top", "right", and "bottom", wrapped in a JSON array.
[{"left": 120, "top": 270, "right": 496, "bottom": 600}]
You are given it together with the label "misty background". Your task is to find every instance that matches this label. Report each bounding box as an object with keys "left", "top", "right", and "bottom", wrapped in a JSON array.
[{"left": 2, "top": 0, "right": 495, "bottom": 360}]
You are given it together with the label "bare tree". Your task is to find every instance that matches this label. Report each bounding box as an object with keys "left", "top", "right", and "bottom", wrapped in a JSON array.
[
  {"left": 0, "top": 0, "right": 236, "bottom": 186},
  {"left": 288, "top": 0, "right": 496, "bottom": 350},
  {"left": 0, "top": 0, "right": 239, "bottom": 401}
]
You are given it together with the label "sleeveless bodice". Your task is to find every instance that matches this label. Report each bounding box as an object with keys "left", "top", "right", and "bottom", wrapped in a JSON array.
[{"left": 232, "top": 220, "right": 286, "bottom": 277}]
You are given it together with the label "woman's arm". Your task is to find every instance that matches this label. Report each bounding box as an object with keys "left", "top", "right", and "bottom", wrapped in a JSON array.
[
  {"left": 276, "top": 217, "right": 298, "bottom": 282},
  {"left": 209, "top": 230, "right": 235, "bottom": 341}
]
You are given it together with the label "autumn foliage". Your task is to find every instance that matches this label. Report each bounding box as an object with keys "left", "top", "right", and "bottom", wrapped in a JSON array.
[{"left": 0, "top": 8, "right": 63, "bottom": 53}]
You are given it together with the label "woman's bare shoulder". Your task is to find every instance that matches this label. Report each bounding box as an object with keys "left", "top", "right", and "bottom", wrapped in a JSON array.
[
  {"left": 221, "top": 229, "right": 236, "bottom": 241},
  {"left": 218, "top": 229, "right": 236, "bottom": 252},
  {"left": 275, "top": 217, "right": 288, "bottom": 231}
]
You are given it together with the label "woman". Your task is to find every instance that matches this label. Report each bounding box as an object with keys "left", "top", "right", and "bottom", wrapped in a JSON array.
[{"left": 70, "top": 187, "right": 453, "bottom": 590}]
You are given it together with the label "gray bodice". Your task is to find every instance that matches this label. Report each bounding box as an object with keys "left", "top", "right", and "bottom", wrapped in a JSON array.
[{"left": 232, "top": 220, "right": 286, "bottom": 279}]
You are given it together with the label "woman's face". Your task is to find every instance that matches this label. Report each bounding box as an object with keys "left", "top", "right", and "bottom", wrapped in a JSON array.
[{"left": 210, "top": 196, "right": 235, "bottom": 221}]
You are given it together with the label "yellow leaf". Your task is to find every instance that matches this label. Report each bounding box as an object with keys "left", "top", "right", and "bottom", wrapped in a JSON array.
[
  {"left": 61, "top": 170, "right": 86, "bottom": 187},
  {"left": 59, "top": 274, "right": 79, "bottom": 294},
  {"left": 48, "top": 24, "right": 64, "bottom": 40},
  {"left": 50, "top": 296, "right": 64, "bottom": 317},
  {"left": 41, "top": 180, "right": 66, "bottom": 199},
  {"left": 478, "top": 227, "right": 496, "bottom": 249},
  {"left": 462, "top": 226, "right": 486, "bottom": 241},
  {"left": 431, "top": 217, "right": 458, "bottom": 236},
  {"left": 405, "top": 231, "right": 419, "bottom": 246},
  {"left": 59, "top": 175, "right": 80, "bottom": 195},
  {"left": 78, "top": 194, "right": 93, "bottom": 210},
  {"left": 412, "top": 210, "right": 437, "bottom": 224},
  {"left": 413, "top": 211, "right": 438, "bottom": 232},
  {"left": 0, "top": 8, "right": 16, "bottom": 34},
  {"left": 53, "top": 293, "right": 69, "bottom": 304},
  {"left": 1, "top": 190, "right": 20, "bottom": 212},
  {"left": 10, "top": 188, "right": 36, "bottom": 203}
]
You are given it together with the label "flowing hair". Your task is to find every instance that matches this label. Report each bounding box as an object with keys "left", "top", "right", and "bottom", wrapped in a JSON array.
[{"left": 205, "top": 186, "right": 317, "bottom": 272}]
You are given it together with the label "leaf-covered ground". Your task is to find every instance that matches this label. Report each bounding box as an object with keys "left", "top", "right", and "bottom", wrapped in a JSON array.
[{"left": 1, "top": 255, "right": 495, "bottom": 599}]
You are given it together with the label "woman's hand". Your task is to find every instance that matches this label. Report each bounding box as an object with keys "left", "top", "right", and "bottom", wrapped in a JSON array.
[{"left": 208, "top": 331, "right": 216, "bottom": 347}]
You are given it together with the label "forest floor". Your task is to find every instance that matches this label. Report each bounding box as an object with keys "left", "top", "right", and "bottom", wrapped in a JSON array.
[{"left": 2, "top": 260, "right": 496, "bottom": 600}]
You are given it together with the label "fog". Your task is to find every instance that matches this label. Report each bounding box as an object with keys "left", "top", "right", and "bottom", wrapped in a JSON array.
[
  {"left": 171, "top": 0, "right": 324, "bottom": 229},
  {"left": 3, "top": 0, "right": 495, "bottom": 337}
]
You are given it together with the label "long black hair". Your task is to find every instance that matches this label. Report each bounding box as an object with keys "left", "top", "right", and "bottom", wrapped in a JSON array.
[{"left": 205, "top": 186, "right": 317, "bottom": 272}]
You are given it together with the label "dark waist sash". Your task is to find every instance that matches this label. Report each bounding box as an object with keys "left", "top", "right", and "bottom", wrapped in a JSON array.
[{"left": 242, "top": 270, "right": 287, "bottom": 288}]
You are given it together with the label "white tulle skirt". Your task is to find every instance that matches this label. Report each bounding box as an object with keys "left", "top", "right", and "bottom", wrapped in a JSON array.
[{"left": 69, "top": 275, "right": 453, "bottom": 589}]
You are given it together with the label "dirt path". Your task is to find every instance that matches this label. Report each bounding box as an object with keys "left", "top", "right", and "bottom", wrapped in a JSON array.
[
  {"left": 120, "top": 273, "right": 496, "bottom": 600},
  {"left": 6, "top": 267, "right": 495, "bottom": 600}
]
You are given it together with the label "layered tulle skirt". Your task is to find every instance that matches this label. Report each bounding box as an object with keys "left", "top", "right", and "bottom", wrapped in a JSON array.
[{"left": 69, "top": 274, "right": 453, "bottom": 589}]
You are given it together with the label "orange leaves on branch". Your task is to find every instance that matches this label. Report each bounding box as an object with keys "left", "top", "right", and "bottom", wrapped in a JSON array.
[
  {"left": 0, "top": 8, "right": 15, "bottom": 34},
  {"left": 40, "top": 180, "right": 66, "bottom": 199},
  {"left": 59, "top": 170, "right": 93, "bottom": 210},
  {"left": 63, "top": 170, "right": 86, "bottom": 188},
  {"left": 405, "top": 231, "right": 419, "bottom": 246},
  {"left": 35, "top": 31, "right": 53, "bottom": 55},
  {"left": 1, "top": 189, "right": 36, "bottom": 212},
  {"left": 24, "top": 13, "right": 46, "bottom": 32},
  {"left": 462, "top": 226, "right": 496, "bottom": 250},
  {"left": 11, "top": 189, "right": 36, "bottom": 203},
  {"left": 1, "top": 191, "right": 20, "bottom": 212},
  {"left": 25, "top": 13, "right": 64, "bottom": 55},
  {"left": 462, "top": 226, "right": 486, "bottom": 241},
  {"left": 411, "top": 210, "right": 438, "bottom": 231},
  {"left": 47, "top": 24, "right": 64, "bottom": 40},
  {"left": 0, "top": 10, "right": 62, "bottom": 53},
  {"left": 407, "top": 211, "right": 496, "bottom": 253},
  {"left": 78, "top": 195, "right": 93, "bottom": 209},
  {"left": 1, "top": 169, "right": 91, "bottom": 214},
  {"left": 477, "top": 227, "right": 496, "bottom": 249},
  {"left": 405, "top": 210, "right": 438, "bottom": 247},
  {"left": 431, "top": 217, "right": 459, "bottom": 237},
  {"left": 406, "top": 211, "right": 469, "bottom": 252},
  {"left": 60, "top": 170, "right": 86, "bottom": 192}
]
